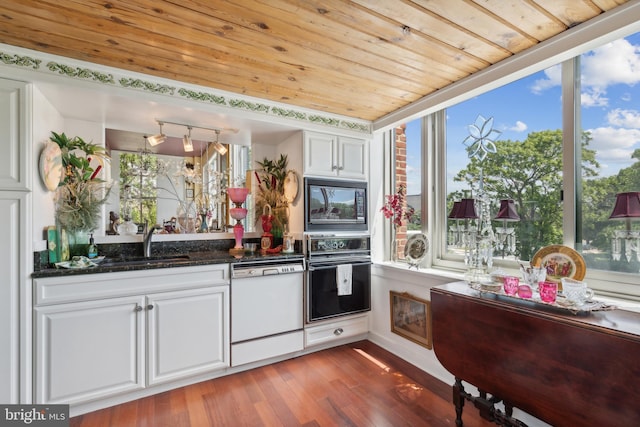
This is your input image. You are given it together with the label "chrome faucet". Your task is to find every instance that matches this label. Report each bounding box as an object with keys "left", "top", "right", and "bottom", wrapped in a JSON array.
[{"left": 143, "top": 221, "right": 162, "bottom": 258}]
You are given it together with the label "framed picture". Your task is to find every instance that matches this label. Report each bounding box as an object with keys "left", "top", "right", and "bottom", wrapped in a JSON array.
[
  {"left": 390, "top": 291, "right": 432, "bottom": 349},
  {"left": 186, "top": 187, "right": 194, "bottom": 199}
]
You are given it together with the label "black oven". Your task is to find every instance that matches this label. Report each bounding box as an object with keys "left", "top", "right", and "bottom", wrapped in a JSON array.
[{"left": 305, "top": 235, "right": 371, "bottom": 323}]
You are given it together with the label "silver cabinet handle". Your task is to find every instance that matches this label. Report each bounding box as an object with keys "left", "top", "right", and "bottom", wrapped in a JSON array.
[
  {"left": 146, "top": 304, "right": 154, "bottom": 310},
  {"left": 332, "top": 165, "right": 338, "bottom": 170},
  {"left": 338, "top": 166, "right": 344, "bottom": 170},
  {"left": 134, "top": 305, "right": 143, "bottom": 312},
  {"left": 334, "top": 328, "right": 344, "bottom": 336}
]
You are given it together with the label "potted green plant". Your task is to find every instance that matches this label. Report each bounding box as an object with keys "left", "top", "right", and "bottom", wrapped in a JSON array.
[
  {"left": 255, "top": 154, "right": 290, "bottom": 238},
  {"left": 51, "top": 131, "right": 111, "bottom": 258}
]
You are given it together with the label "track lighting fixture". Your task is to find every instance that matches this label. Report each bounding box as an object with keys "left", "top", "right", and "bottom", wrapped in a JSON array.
[
  {"left": 152, "top": 119, "right": 238, "bottom": 153},
  {"left": 183, "top": 127, "right": 194, "bottom": 152},
  {"left": 212, "top": 130, "right": 228, "bottom": 155},
  {"left": 147, "top": 121, "right": 166, "bottom": 146}
]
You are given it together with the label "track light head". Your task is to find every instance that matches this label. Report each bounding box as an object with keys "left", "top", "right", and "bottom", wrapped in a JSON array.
[
  {"left": 212, "top": 129, "right": 227, "bottom": 155},
  {"left": 183, "top": 127, "right": 194, "bottom": 152},
  {"left": 148, "top": 122, "right": 166, "bottom": 146},
  {"left": 214, "top": 142, "right": 227, "bottom": 155}
]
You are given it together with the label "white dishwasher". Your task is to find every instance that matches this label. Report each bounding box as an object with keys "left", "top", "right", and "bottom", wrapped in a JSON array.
[{"left": 230, "top": 258, "right": 305, "bottom": 366}]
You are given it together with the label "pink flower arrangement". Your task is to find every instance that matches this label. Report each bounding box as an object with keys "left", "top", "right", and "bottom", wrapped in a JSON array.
[{"left": 381, "top": 184, "right": 414, "bottom": 228}]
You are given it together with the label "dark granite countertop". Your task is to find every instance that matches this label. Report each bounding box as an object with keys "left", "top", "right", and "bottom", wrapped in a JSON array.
[
  {"left": 32, "top": 237, "right": 306, "bottom": 278},
  {"left": 32, "top": 250, "right": 305, "bottom": 279}
]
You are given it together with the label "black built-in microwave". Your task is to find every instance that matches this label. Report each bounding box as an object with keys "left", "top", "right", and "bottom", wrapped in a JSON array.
[{"left": 304, "top": 178, "right": 368, "bottom": 232}]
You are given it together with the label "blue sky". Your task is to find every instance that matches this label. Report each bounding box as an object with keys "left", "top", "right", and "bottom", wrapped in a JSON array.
[{"left": 405, "top": 32, "right": 640, "bottom": 196}]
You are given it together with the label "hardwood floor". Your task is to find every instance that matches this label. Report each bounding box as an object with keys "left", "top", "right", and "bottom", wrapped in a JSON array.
[{"left": 70, "top": 341, "right": 494, "bottom": 427}]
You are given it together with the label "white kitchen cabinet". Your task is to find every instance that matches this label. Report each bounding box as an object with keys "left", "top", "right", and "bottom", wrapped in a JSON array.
[
  {"left": 0, "top": 78, "right": 30, "bottom": 405},
  {"left": 0, "top": 79, "right": 30, "bottom": 190},
  {"left": 0, "top": 193, "right": 28, "bottom": 404},
  {"left": 35, "top": 296, "right": 146, "bottom": 405},
  {"left": 148, "top": 287, "right": 228, "bottom": 385},
  {"left": 33, "top": 265, "right": 230, "bottom": 407},
  {"left": 303, "top": 131, "right": 368, "bottom": 180}
]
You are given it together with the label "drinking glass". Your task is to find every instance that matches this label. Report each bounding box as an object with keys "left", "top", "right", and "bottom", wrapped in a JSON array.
[
  {"left": 503, "top": 276, "right": 519, "bottom": 295},
  {"left": 522, "top": 266, "right": 546, "bottom": 290},
  {"left": 539, "top": 281, "right": 558, "bottom": 303}
]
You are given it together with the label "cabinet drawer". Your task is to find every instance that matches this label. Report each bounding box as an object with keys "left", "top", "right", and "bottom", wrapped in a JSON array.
[
  {"left": 35, "top": 264, "right": 229, "bottom": 306},
  {"left": 304, "top": 315, "right": 368, "bottom": 347},
  {"left": 231, "top": 331, "right": 304, "bottom": 367}
]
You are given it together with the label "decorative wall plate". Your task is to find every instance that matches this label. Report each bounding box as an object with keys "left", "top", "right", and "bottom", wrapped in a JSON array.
[
  {"left": 532, "top": 245, "right": 586, "bottom": 285},
  {"left": 39, "top": 140, "right": 63, "bottom": 191},
  {"left": 405, "top": 233, "right": 429, "bottom": 267},
  {"left": 283, "top": 170, "right": 299, "bottom": 203}
]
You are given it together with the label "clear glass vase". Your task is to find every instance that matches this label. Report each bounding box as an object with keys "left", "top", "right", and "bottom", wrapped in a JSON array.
[
  {"left": 67, "top": 229, "right": 89, "bottom": 258},
  {"left": 391, "top": 238, "right": 398, "bottom": 262}
]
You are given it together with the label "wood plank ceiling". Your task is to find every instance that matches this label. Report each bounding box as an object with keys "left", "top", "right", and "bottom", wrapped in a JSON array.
[{"left": 0, "top": 0, "right": 630, "bottom": 122}]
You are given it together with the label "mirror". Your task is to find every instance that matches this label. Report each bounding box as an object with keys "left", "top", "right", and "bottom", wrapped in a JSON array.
[{"left": 104, "top": 129, "right": 250, "bottom": 236}]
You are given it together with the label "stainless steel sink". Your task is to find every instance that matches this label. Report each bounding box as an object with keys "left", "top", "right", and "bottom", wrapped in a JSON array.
[{"left": 100, "top": 254, "right": 191, "bottom": 267}]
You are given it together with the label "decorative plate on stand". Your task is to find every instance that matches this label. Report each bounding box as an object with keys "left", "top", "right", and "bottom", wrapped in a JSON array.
[
  {"left": 283, "top": 170, "right": 299, "bottom": 203},
  {"left": 405, "top": 233, "right": 429, "bottom": 268},
  {"left": 39, "top": 140, "right": 63, "bottom": 191},
  {"left": 532, "top": 245, "right": 586, "bottom": 286}
]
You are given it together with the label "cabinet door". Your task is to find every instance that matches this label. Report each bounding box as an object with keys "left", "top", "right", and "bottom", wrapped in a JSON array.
[
  {"left": 147, "top": 286, "right": 229, "bottom": 386},
  {"left": 304, "top": 132, "right": 338, "bottom": 177},
  {"left": 35, "top": 296, "right": 146, "bottom": 405},
  {"left": 0, "top": 193, "right": 26, "bottom": 404},
  {"left": 0, "top": 79, "right": 29, "bottom": 190},
  {"left": 338, "top": 136, "right": 368, "bottom": 179}
]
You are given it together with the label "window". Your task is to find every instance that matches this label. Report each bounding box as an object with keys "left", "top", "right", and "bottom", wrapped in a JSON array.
[
  {"left": 444, "top": 66, "right": 564, "bottom": 263},
  {"left": 388, "top": 30, "right": 640, "bottom": 296},
  {"left": 579, "top": 33, "right": 640, "bottom": 274}
]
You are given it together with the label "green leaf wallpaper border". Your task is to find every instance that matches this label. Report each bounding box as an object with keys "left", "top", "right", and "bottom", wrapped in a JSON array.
[{"left": 0, "top": 48, "right": 371, "bottom": 135}]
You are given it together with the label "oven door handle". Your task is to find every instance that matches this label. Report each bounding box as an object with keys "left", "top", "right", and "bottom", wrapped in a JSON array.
[{"left": 308, "top": 260, "right": 371, "bottom": 271}]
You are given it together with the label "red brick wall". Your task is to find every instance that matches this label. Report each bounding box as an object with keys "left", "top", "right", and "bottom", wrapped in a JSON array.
[{"left": 394, "top": 124, "right": 407, "bottom": 260}]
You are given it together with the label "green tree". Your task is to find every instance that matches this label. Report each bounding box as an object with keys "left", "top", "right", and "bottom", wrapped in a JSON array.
[
  {"left": 582, "top": 148, "right": 640, "bottom": 272},
  {"left": 453, "top": 129, "right": 598, "bottom": 261},
  {"left": 120, "top": 153, "right": 158, "bottom": 225}
]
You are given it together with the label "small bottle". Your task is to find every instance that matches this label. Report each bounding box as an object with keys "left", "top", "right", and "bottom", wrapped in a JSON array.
[
  {"left": 87, "top": 233, "right": 98, "bottom": 259},
  {"left": 282, "top": 225, "right": 294, "bottom": 253}
]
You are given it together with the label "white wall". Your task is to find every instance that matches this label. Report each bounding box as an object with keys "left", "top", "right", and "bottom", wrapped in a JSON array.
[
  {"left": 278, "top": 131, "right": 303, "bottom": 237},
  {"left": 250, "top": 133, "right": 306, "bottom": 237},
  {"left": 368, "top": 131, "right": 385, "bottom": 261},
  {"left": 31, "top": 86, "right": 64, "bottom": 250},
  {"left": 367, "top": 128, "right": 549, "bottom": 425}
]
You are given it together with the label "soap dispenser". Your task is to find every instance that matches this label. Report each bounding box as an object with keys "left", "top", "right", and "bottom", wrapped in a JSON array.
[{"left": 87, "top": 233, "right": 98, "bottom": 259}]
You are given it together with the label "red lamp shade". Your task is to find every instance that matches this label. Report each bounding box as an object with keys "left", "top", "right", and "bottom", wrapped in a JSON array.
[
  {"left": 448, "top": 201, "right": 462, "bottom": 219},
  {"left": 609, "top": 192, "right": 640, "bottom": 219},
  {"left": 495, "top": 199, "right": 520, "bottom": 221},
  {"left": 457, "top": 198, "right": 478, "bottom": 219}
]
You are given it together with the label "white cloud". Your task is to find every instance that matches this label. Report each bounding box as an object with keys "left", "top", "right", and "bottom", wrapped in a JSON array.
[
  {"left": 530, "top": 38, "right": 640, "bottom": 110},
  {"left": 530, "top": 64, "right": 561, "bottom": 94},
  {"left": 607, "top": 108, "right": 640, "bottom": 128},
  {"left": 587, "top": 127, "right": 640, "bottom": 175},
  {"left": 581, "top": 88, "right": 608, "bottom": 107},
  {"left": 582, "top": 39, "right": 640, "bottom": 88},
  {"left": 509, "top": 121, "right": 527, "bottom": 132}
]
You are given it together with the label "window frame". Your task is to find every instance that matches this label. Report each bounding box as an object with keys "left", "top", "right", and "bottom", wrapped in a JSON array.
[
  {"left": 430, "top": 60, "right": 640, "bottom": 300},
  {"left": 381, "top": 8, "right": 640, "bottom": 300}
]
